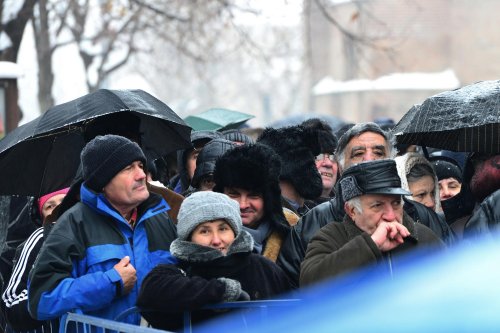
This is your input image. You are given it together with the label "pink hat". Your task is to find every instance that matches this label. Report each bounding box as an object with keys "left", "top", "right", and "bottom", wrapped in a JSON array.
[{"left": 38, "top": 188, "right": 70, "bottom": 213}]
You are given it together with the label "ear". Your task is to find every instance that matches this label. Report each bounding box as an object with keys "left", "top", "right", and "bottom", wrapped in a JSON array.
[{"left": 344, "top": 201, "right": 356, "bottom": 220}]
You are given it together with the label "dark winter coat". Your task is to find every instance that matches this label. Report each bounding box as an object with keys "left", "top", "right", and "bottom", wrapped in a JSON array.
[
  {"left": 297, "top": 191, "right": 455, "bottom": 248},
  {"left": 28, "top": 184, "right": 178, "bottom": 325},
  {"left": 137, "top": 231, "right": 291, "bottom": 331},
  {"left": 300, "top": 212, "right": 445, "bottom": 286},
  {"left": 255, "top": 213, "right": 305, "bottom": 289},
  {"left": 2, "top": 227, "right": 58, "bottom": 333},
  {"left": 463, "top": 189, "right": 500, "bottom": 239}
]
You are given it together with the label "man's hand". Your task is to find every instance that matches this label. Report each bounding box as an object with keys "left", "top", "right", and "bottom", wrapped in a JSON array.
[
  {"left": 113, "top": 256, "right": 137, "bottom": 295},
  {"left": 371, "top": 222, "right": 410, "bottom": 252}
]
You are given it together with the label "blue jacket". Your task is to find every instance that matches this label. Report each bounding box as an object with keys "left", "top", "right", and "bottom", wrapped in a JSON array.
[{"left": 28, "top": 184, "right": 178, "bottom": 325}]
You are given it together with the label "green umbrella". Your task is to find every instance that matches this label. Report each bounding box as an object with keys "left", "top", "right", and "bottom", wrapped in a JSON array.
[{"left": 184, "top": 108, "right": 255, "bottom": 131}]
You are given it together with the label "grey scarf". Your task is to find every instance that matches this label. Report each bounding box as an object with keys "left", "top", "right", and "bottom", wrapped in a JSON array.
[{"left": 243, "top": 221, "right": 272, "bottom": 254}]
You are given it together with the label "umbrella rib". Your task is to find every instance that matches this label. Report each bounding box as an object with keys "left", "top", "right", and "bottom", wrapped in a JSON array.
[{"left": 27, "top": 126, "right": 81, "bottom": 141}]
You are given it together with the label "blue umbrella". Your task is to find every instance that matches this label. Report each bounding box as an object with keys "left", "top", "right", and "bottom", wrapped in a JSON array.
[{"left": 197, "top": 235, "right": 500, "bottom": 332}]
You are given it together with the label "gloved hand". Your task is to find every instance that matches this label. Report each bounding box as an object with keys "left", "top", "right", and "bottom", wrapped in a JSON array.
[
  {"left": 237, "top": 289, "right": 250, "bottom": 301},
  {"left": 217, "top": 277, "right": 244, "bottom": 302}
]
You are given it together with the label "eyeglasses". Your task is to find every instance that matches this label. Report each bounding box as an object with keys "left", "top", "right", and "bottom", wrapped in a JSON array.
[{"left": 315, "top": 153, "right": 335, "bottom": 162}]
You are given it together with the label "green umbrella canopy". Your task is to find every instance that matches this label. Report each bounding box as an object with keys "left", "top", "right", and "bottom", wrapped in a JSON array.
[{"left": 184, "top": 108, "right": 255, "bottom": 131}]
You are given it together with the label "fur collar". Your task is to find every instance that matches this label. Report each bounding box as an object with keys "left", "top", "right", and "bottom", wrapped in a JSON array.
[{"left": 170, "top": 230, "right": 254, "bottom": 263}]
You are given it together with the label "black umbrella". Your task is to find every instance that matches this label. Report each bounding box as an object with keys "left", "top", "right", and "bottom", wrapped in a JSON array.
[
  {"left": 393, "top": 80, "right": 500, "bottom": 154},
  {"left": 0, "top": 89, "right": 192, "bottom": 196}
]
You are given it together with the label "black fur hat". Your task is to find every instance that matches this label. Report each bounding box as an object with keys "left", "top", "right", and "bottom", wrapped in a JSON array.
[
  {"left": 301, "top": 118, "right": 338, "bottom": 153},
  {"left": 213, "top": 143, "right": 288, "bottom": 233},
  {"left": 257, "top": 125, "right": 323, "bottom": 200}
]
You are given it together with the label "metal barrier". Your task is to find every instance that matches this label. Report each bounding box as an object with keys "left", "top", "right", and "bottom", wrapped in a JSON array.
[
  {"left": 60, "top": 312, "right": 171, "bottom": 333},
  {"left": 63, "top": 299, "right": 301, "bottom": 333}
]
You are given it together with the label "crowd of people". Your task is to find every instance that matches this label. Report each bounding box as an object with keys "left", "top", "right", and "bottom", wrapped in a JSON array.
[{"left": 0, "top": 98, "right": 499, "bottom": 332}]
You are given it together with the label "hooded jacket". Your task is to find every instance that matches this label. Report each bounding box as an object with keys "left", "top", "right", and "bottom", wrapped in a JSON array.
[
  {"left": 170, "top": 131, "right": 222, "bottom": 194},
  {"left": 394, "top": 153, "right": 442, "bottom": 213},
  {"left": 300, "top": 212, "right": 445, "bottom": 286},
  {"left": 137, "top": 231, "right": 291, "bottom": 331},
  {"left": 28, "top": 184, "right": 178, "bottom": 325}
]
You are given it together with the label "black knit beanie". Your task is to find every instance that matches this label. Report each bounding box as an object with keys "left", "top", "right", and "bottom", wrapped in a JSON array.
[
  {"left": 430, "top": 157, "right": 463, "bottom": 183},
  {"left": 81, "top": 134, "right": 146, "bottom": 192}
]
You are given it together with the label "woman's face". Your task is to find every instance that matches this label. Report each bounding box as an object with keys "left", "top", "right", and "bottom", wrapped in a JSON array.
[
  {"left": 409, "top": 175, "right": 436, "bottom": 210},
  {"left": 190, "top": 219, "right": 235, "bottom": 255},
  {"left": 438, "top": 177, "right": 462, "bottom": 201}
]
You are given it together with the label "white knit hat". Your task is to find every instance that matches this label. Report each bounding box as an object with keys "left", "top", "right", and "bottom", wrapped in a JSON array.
[{"left": 177, "top": 191, "right": 242, "bottom": 241}]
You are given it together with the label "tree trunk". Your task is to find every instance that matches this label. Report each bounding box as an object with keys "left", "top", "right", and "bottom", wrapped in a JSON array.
[{"left": 33, "top": 0, "right": 55, "bottom": 113}]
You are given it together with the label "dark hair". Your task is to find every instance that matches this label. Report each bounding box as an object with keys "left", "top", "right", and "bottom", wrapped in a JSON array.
[
  {"left": 335, "top": 122, "right": 395, "bottom": 169},
  {"left": 406, "top": 163, "right": 435, "bottom": 184}
]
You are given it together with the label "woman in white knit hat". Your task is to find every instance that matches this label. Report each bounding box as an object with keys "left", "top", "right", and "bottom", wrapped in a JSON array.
[{"left": 137, "top": 191, "right": 291, "bottom": 331}]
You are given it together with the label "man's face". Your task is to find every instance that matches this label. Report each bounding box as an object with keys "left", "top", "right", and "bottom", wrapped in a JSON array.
[
  {"left": 343, "top": 132, "right": 389, "bottom": 170},
  {"left": 224, "top": 187, "right": 264, "bottom": 228},
  {"left": 346, "top": 194, "right": 404, "bottom": 235},
  {"left": 315, "top": 153, "right": 338, "bottom": 196},
  {"left": 186, "top": 148, "right": 201, "bottom": 180},
  {"left": 103, "top": 161, "right": 149, "bottom": 213}
]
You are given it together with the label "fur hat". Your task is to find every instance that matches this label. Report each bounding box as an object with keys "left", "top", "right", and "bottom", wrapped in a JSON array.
[
  {"left": 257, "top": 125, "right": 323, "bottom": 200},
  {"left": 301, "top": 118, "right": 338, "bottom": 153},
  {"left": 81, "top": 134, "right": 146, "bottom": 192},
  {"left": 177, "top": 191, "right": 242, "bottom": 241},
  {"left": 191, "top": 139, "right": 236, "bottom": 188},
  {"left": 213, "top": 143, "right": 288, "bottom": 232}
]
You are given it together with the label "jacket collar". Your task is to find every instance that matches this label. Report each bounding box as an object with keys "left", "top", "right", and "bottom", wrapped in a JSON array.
[{"left": 80, "top": 183, "right": 170, "bottom": 225}]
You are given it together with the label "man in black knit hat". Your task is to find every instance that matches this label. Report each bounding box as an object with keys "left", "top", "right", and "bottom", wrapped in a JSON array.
[{"left": 28, "top": 135, "right": 178, "bottom": 325}]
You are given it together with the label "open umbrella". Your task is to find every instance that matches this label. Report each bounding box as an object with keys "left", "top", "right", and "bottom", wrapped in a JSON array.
[
  {"left": 184, "top": 108, "right": 254, "bottom": 131},
  {"left": 0, "top": 89, "right": 192, "bottom": 196},
  {"left": 393, "top": 80, "right": 500, "bottom": 154}
]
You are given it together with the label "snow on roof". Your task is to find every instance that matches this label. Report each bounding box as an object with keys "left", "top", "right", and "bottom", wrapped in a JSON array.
[
  {"left": 0, "top": 61, "right": 23, "bottom": 79},
  {"left": 313, "top": 69, "right": 460, "bottom": 95}
]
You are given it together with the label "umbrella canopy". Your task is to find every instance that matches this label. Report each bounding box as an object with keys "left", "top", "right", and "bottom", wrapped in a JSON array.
[
  {"left": 184, "top": 108, "right": 254, "bottom": 131},
  {"left": 197, "top": 234, "right": 500, "bottom": 332},
  {"left": 269, "top": 113, "right": 346, "bottom": 134},
  {"left": 0, "top": 89, "right": 192, "bottom": 196},
  {"left": 393, "top": 80, "right": 500, "bottom": 154}
]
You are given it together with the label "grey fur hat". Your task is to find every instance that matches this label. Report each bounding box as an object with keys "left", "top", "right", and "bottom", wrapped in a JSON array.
[{"left": 177, "top": 191, "right": 242, "bottom": 240}]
